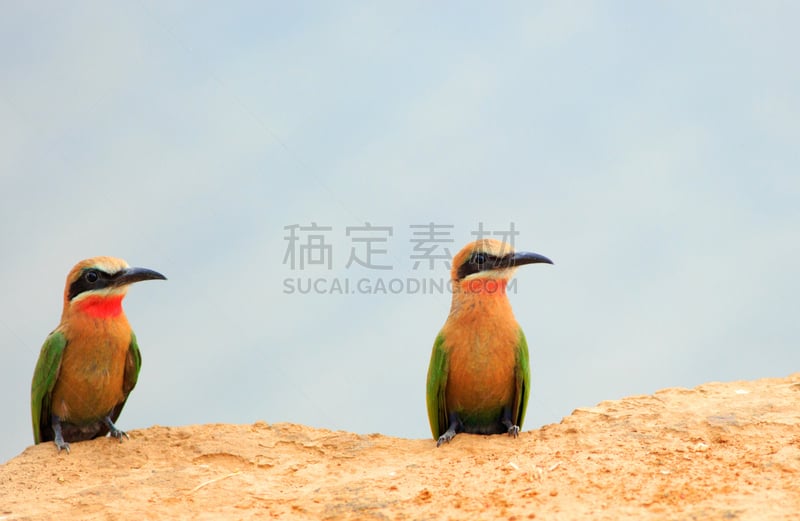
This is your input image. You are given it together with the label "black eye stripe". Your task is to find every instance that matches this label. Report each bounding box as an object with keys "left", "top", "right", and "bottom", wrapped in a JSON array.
[
  {"left": 456, "top": 253, "right": 504, "bottom": 280},
  {"left": 68, "top": 268, "right": 115, "bottom": 300}
]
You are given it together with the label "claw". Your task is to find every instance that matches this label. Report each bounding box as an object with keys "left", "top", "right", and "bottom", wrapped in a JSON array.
[
  {"left": 51, "top": 414, "right": 71, "bottom": 454},
  {"left": 436, "top": 415, "right": 462, "bottom": 447},
  {"left": 104, "top": 416, "right": 129, "bottom": 442},
  {"left": 436, "top": 430, "right": 456, "bottom": 447},
  {"left": 502, "top": 418, "right": 520, "bottom": 438},
  {"left": 55, "top": 438, "right": 71, "bottom": 454}
]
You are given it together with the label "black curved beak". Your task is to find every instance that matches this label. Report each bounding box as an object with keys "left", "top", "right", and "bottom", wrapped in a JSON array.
[
  {"left": 506, "top": 251, "right": 553, "bottom": 268},
  {"left": 113, "top": 267, "right": 167, "bottom": 286}
]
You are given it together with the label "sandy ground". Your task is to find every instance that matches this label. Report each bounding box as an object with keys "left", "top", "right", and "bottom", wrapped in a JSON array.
[{"left": 2, "top": 374, "right": 800, "bottom": 520}]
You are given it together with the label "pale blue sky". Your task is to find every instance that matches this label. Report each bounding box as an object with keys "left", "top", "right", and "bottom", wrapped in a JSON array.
[{"left": 2, "top": 2, "right": 799, "bottom": 463}]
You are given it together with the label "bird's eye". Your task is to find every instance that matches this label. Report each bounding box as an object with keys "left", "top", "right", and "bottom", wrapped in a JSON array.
[
  {"left": 85, "top": 270, "right": 99, "bottom": 283},
  {"left": 473, "top": 253, "right": 487, "bottom": 265}
]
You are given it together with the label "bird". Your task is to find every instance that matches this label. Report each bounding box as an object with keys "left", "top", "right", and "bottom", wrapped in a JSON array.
[
  {"left": 426, "top": 239, "right": 552, "bottom": 446},
  {"left": 31, "top": 256, "right": 166, "bottom": 453}
]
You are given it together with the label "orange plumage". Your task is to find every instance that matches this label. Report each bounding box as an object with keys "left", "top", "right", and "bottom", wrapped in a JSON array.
[
  {"left": 426, "top": 239, "right": 552, "bottom": 446},
  {"left": 31, "top": 256, "right": 165, "bottom": 452}
]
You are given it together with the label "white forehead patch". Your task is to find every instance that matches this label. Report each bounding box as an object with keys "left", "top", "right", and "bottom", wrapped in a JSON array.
[{"left": 91, "top": 258, "right": 130, "bottom": 275}]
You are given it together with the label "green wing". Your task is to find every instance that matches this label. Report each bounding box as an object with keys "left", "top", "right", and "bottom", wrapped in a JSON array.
[
  {"left": 123, "top": 332, "right": 142, "bottom": 396},
  {"left": 425, "top": 333, "right": 449, "bottom": 439},
  {"left": 513, "top": 329, "right": 531, "bottom": 429},
  {"left": 107, "top": 332, "right": 142, "bottom": 425},
  {"left": 31, "top": 331, "right": 67, "bottom": 444}
]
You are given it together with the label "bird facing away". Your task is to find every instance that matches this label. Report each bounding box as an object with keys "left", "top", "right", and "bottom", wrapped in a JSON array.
[
  {"left": 31, "top": 257, "right": 166, "bottom": 453},
  {"left": 426, "top": 239, "right": 552, "bottom": 446}
]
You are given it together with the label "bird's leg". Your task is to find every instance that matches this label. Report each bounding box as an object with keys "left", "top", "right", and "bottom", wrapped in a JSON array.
[
  {"left": 103, "top": 416, "right": 129, "bottom": 442},
  {"left": 501, "top": 408, "right": 520, "bottom": 438},
  {"left": 437, "top": 413, "right": 463, "bottom": 447},
  {"left": 51, "top": 415, "right": 70, "bottom": 453}
]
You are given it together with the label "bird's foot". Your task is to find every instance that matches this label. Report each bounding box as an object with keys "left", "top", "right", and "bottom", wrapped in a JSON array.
[
  {"left": 52, "top": 415, "right": 70, "bottom": 454},
  {"left": 436, "top": 416, "right": 462, "bottom": 447},
  {"left": 436, "top": 429, "right": 457, "bottom": 447},
  {"left": 502, "top": 419, "right": 520, "bottom": 438},
  {"left": 54, "top": 435, "right": 71, "bottom": 454},
  {"left": 104, "top": 416, "right": 129, "bottom": 443}
]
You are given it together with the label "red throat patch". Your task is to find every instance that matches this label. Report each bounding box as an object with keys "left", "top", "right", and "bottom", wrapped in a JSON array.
[{"left": 75, "top": 295, "right": 124, "bottom": 318}]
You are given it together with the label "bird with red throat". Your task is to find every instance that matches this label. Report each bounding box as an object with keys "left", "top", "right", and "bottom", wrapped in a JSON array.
[
  {"left": 426, "top": 239, "right": 552, "bottom": 446},
  {"left": 31, "top": 256, "right": 166, "bottom": 453}
]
